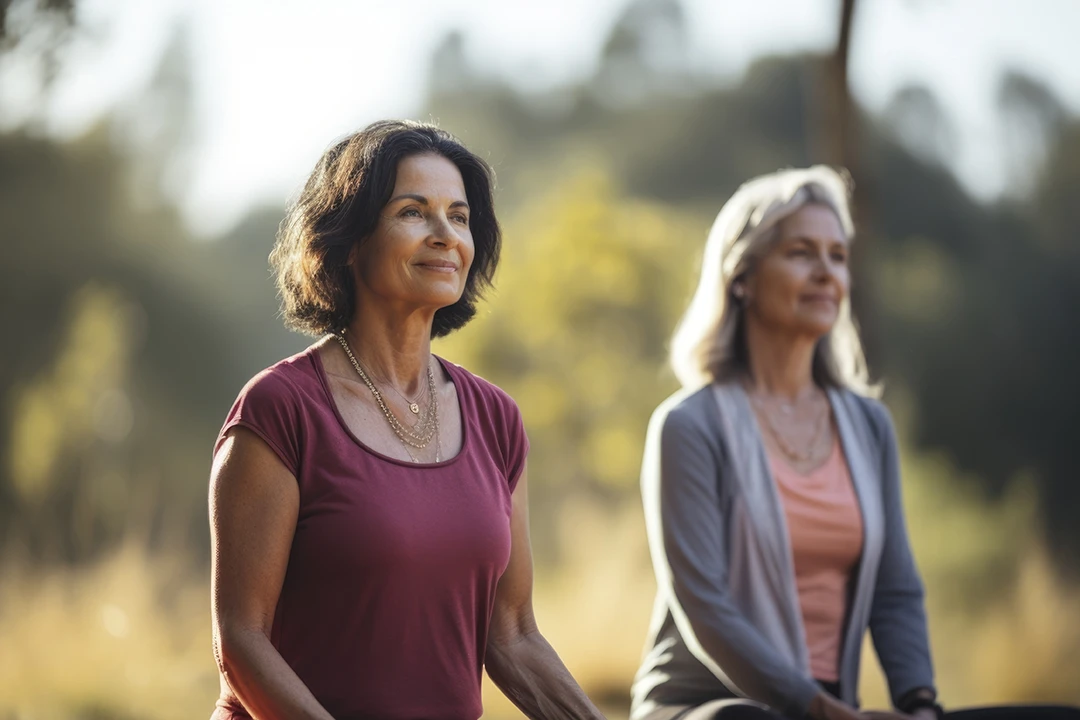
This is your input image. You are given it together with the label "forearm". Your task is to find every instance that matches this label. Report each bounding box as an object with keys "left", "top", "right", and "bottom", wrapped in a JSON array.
[
  {"left": 485, "top": 630, "right": 605, "bottom": 720},
  {"left": 870, "top": 549, "right": 934, "bottom": 697},
  {"left": 216, "top": 626, "right": 335, "bottom": 720},
  {"left": 872, "top": 404, "right": 936, "bottom": 705}
]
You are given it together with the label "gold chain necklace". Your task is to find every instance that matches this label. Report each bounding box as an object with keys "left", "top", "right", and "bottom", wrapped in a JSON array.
[
  {"left": 375, "top": 369, "right": 436, "bottom": 430},
  {"left": 393, "top": 393, "right": 443, "bottom": 465},
  {"left": 750, "top": 392, "right": 830, "bottom": 464},
  {"left": 368, "top": 367, "right": 426, "bottom": 416},
  {"left": 334, "top": 332, "right": 440, "bottom": 456}
]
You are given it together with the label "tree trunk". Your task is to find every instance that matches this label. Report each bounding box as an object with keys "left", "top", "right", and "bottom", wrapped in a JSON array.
[{"left": 823, "top": 0, "right": 881, "bottom": 372}]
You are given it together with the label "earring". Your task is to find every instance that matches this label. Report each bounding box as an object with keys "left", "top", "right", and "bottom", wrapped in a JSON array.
[{"left": 732, "top": 283, "right": 746, "bottom": 300}]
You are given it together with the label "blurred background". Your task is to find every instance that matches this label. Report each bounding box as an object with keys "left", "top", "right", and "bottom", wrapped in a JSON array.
[{"left": 2, "top": 0, "right": 1080, "bottom": 717}]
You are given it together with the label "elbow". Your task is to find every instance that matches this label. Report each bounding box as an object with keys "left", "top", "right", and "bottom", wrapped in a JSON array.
[
  {"left": 487, "top": 615, "right": 539, "bottom": 655},
  {"left": 484, "top": 614, "right": 542, "bottom": 679},
  {"left": 213, "top": 622, "right": 266, "bottom": 681},
  {"left": 871, "top": 584, "right": 928, "bottom": 629},
  {"left": 876, "top": 576, "right": 926, "bottom": 606},
  {"left": 213, "top": 627, "right": 242, "bottom": 679}
]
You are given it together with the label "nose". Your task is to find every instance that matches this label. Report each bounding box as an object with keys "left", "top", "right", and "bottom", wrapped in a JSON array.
[
  {"left": 810, "top": 250, "right": 838, "bottom": 284},
  {"left": 427, "top": 212, "right": 459, "bottom": 248}
]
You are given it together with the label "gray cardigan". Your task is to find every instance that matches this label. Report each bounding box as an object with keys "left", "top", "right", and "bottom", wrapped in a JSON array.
[{"left": 631, "top": 382, "right": 934, "bottom": 719}]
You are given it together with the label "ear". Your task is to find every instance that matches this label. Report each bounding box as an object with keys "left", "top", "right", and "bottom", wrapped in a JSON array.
[
  {"left": 732, "top": 271, "right": 754, "bottom": 303},
  {"left": 742, "top": 270, "right": 762, "bottom": 304}
]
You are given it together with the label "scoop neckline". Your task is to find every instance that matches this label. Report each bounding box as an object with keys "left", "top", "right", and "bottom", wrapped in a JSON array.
[
  {"left": 309, "top": 346, "right": 469, "bottom": 469},
  {"left": 770, "top": 434, "right": 842, "bottom": 480}
]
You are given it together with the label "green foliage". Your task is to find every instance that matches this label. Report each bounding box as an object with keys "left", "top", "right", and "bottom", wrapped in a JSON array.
[
  {"left": 423, "top": 31, "right": 1080, "bottom": 568},
  {"left": 435, "top": 166, "right": 705, "bottom": 555},
  {"left": 4, "top": 0, "right": 1080, "bottom": 713}
]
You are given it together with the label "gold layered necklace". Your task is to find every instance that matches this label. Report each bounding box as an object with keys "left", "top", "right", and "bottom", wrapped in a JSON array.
[
  {"left": 334, "top": 332, "right": 441, "bottom": 463},
  {"left": 749, "top": 390, "right": 831, "bottom": 465}
]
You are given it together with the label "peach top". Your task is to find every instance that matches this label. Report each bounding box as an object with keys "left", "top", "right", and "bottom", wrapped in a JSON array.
[{"left": 769, "top": 438, "right": 864, "bottom": 682}]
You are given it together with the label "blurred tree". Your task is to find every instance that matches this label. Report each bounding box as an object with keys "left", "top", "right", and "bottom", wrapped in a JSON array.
[
  {"left": 422, "top": 16, "right": 1080, "bottom": 572},
  {"left": 436, "top": 166, "right": 705, "bottom": 561},
  {"left": 819, "top": 0, "right": 886, "bottom": 372},
  {"left": 2, "top": 2, "right": 1079, "bottom": 714},
  {"left": 821, "top": 0, "right": 857, "bottom": 168},
  {"left": 873, "top": 76, "right": 1080, "bottom": 573},
  {"left": 0, "top": 0, "right": 76, "bottom": 86},
  {"left": 0, "top": 21, "right": 301, "bottom": 567},
  {"left": 884, "top": 86, "right": 958, "bottom": 165},
  {"left": 114, "top": 20, "right": 198, "bottom": 205},
  {"left": 999, "top": 71, "right": 1068, "bottom": 198},
  {"left": 591, "top": 0, "right": 692, "bottom": 106},
  {"left": 429, "top": 30, "right": 472, "bottom": 95},
  {"left": 3, "top": 0, "right": 1079, "bottom": 579},
  {"left": 0, "top": 0, "right": 74, "bottom": 40}
]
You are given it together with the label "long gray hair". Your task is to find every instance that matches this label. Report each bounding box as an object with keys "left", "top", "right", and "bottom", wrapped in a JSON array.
[{"left": 669, "top": 165, "right": 878, "bottom": 396}]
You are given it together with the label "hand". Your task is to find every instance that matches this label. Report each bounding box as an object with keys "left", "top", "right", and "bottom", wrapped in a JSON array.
[{"left": 809, "top": 692, "right": 863, "bottom": 720}]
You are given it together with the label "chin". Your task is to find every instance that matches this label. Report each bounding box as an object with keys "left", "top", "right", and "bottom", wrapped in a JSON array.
[
  {"left": 422, "top": 287, "right": 466, "bottom": 309},
  {"left": 796, "top": 315, "right": 838, "bottom": 338}
]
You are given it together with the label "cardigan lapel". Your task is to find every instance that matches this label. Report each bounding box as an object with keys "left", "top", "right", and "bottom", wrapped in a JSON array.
[
  {"left": 711, "top": 383, "right": 810, "bottom": 671},
  {"left": 828, "top": 388, "right": 886, "bottom": 705},
  {"left": 828, "top": 388, "right": 885, "bottom": 571}
]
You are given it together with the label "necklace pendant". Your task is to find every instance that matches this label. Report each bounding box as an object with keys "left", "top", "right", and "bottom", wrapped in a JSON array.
[{"left": 409, "top": 403, "right": 420, "bottom": 415}]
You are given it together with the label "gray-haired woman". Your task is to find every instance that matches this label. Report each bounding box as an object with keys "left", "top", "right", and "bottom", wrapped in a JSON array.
[{"left": 631, "top": 167, "right": 1077, "bottom": 720}]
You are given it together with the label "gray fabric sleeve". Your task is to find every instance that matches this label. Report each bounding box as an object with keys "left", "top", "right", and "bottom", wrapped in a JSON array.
[
  {"left": 644, "top": 404, "right": 822, "bottom": 719},
  {"left": 864, "top": 401, "right": 937, "bottom": 706}
]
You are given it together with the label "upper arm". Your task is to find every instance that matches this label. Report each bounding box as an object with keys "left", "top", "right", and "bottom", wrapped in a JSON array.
[
  {"left": 488, "top": 462, "right": 537, "bottom": 645},
  {"left": 643, "top": 405, "right": 729, "bottom": 599},
  {"left": 864, "top": 399, "right": 936, "bottom": 700},
  {"left": 654, "top": 409, "right": 725, "bottom": 576},
  {"left": 210, "top": 426, "right": 299, "bottom": 643},
  {"left": 871, "top": 402, "right": 921, "bottom": 586}
]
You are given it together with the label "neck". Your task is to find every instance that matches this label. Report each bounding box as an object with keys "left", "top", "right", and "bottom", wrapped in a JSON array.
[
  {"left": 341, "top": 294, "right": 436, "bottom": 397},
  {"left": 743, "top": 317, "right": 820, "bottom": 401}
]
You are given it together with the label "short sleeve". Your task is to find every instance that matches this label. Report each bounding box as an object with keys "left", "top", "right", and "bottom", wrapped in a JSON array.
[
  {"left": 504, "top": 399, "right": 530, "bottom": 494},
  {"left": 214, "top": 368, "right": 302, "bottom": 476}
]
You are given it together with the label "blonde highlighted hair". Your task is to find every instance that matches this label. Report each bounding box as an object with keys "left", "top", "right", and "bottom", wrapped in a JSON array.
[{"left": 669, "top": 165, "right": 878, "bottom": 396}]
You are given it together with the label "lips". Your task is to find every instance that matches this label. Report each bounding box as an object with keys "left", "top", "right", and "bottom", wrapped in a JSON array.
[{"left": 415, "top": 259, "right": 458, "bottom": 272}]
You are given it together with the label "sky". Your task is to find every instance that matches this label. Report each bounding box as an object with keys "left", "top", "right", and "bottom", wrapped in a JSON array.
[{"left": 4, "top": 0, "right": 1080, "bottom": 236}]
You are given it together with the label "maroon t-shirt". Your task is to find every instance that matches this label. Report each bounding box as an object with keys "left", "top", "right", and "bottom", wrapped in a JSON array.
[{"left": 212, "top": 346, "right": 528, "bottom": 720}]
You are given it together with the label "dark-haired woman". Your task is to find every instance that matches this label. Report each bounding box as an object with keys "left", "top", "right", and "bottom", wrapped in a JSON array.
[{"left": 209, "top": 120, "right": 604, "bottom": 720}]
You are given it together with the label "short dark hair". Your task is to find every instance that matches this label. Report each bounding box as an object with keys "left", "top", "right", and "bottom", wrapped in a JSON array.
[{"left": 270, "top": 120, "right": 501, "bottom": 337}]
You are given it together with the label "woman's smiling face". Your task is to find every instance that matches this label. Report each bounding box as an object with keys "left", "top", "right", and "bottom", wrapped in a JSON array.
[{"left": 352, "top": 152, "right": 475, "bottom": 310}]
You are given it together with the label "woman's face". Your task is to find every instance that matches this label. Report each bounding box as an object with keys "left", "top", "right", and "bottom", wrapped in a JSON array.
[
  {"left": 743, "top": 203, "right": 849, "bottom": 339},
  {"left": 352, "top": 152, "right": 475, "bottom": 311}
]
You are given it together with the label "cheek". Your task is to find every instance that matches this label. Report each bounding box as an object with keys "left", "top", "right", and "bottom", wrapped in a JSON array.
[
  {"left": 358, "top": 241, "right": 392, "bottom": 278},
  {"left": 756, "top": 262, "right": 803, "bottom": 301},
  {"left": 459, "top": 233, "right": 477, "bottom": 270},
  {"left": 833, "top": 265, "right": 851, "bottom": 295}
]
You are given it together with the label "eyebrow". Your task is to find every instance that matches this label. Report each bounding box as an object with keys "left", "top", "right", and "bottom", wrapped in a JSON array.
[
  {"left": 387, "top": 193, "right": 470, "bottom": 210},
  {"left": 788, "top": 235, "right": 846, "bottom": 246}
]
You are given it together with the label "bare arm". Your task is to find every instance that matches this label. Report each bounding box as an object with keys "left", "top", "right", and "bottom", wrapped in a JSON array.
[
  {"left": 484, "top": 465, "right": 606, "bottom": 720},
  {"left": 210, "top": 427, "right": 335, "bottom": 720}
]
